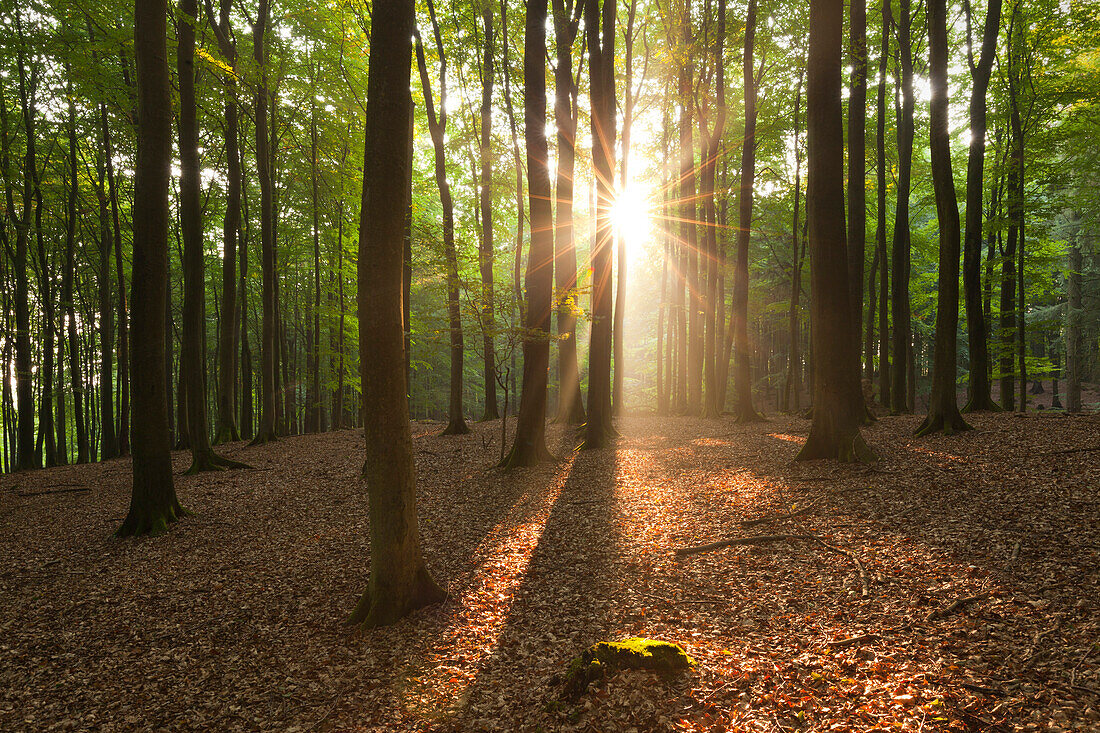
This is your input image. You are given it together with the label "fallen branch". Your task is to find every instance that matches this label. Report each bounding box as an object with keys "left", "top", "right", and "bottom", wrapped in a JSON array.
[
  {"left": 16, "top": 487, "right": 91, "bottom": 497},
  {"left": 740, "top": 504, "right": 815, "bottom": 527},
  {"left": 827, "top": 632, "right": 880, "bottom": 649},
  {"left": 926, "top": 591, "right": 992, "bottom": 621},
  {"left": 674, "top": 532, "right": 871, "bottom": 598}
]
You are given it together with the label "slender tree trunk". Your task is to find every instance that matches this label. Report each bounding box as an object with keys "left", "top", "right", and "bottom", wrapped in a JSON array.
[
  {"left": 415, "top": 2, "right": 470, "bottom": 436},
  {"left": 249, "top": 0, "right": 278, "bottom": 444},
  {"left": 917, "top": 0, "right": 970, "bottom": 435},
  {"left": 847, "top": 0, "right": 868, "bottom": 417},
  {"left": 702, "top": 0, "right": 728, "bottom": 418},
  {"left": 62, "top": 74, "right": 89, "bottom": 463},
  {"left": 117, "top": 0, "right": 184, "bottom": 537},
  {"left": 347, "top": 0, "right": 446, "bottom": 626},
  {"left": 307, "top": 64, "right": 322, "bottom": 433},
  {"left": 783, "top": 69, "right": 804, "bottom": 414},
  {"left": 503, "top": 0, "right": 555, "bottom": 466},
  {"left": 105, "top": 108, "right": 130, "bottom": 457},
  {"left": 961, "top": 0, "right": 1002, "bottom": 412},
  {"left": 797, "top": 0, "right": 874, "bottom": 463},
  {"left": 1065, "top": 210, "right": 1082, "bottom": 413},
  {"left": 890, "top": 0, "right": 914, "bottom": 413},
  {"left": 207, "top": 0, "right": 242, "bottom": 442},
  {"left": 551, "top": 0, "right": 586, "bottom": 425},
  {"left": 875, "top": 0, "right": 890, "bottom": 406},
  {"left": 730, "top": 0, "right": 764, "bottom": 422},
  {"left": 679, "top": 1, "right": 702, "bottom": 416},
  {"left": 1000, "top": 162, "right": 1018, "bottom": 411},
  {"left": 478, "top": 8, "right": 500, "bottom": 421}
]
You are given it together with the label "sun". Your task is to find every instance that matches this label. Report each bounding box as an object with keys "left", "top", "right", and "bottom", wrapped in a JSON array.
[{"left": 610, "top": 180, "right": 653, "bottom": 261}]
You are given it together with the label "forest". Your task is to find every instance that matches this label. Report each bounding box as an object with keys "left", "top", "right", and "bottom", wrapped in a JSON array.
[{"left": 1, "top": 0, "right": 1099, "bottom": 728}]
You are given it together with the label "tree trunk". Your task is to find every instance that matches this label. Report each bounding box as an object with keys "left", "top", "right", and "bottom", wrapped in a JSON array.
[
  {"left": 702, "top": 0, "right": 727, "bottom": 419},
  {"left": 415, "top": 2, "right": 470, "bottom": 436},
  {"left": 250, "top": 0, "right": 278, "bottom": 445},
  {"left": 582, "top": 0, "right": 616, "bottom": 448},
  {"left": 783, "top": 68, "right": 804, "bottom": 414},
  {"left": 679, "top": 1, "right": 701, "bottom": 416},
  {"left": 307, "top": 63, "right": 322, "bottom": 434},
  {"left": 478, "top": 7, "right": 500, "bottom": 422},
  {"left": 875, "top": 0, "right": 890, "bottom": 406},
  {"left": 207, "top": 0, "right": 242, "bottom": 442},
  {"left": 889, "top": 0, "right": 914, "bottom": 413},
  {"left": 117, "top": 0, "right": 184, "bottom": 537},
  {"left": 551, "top": 0, "right": 586, "bottom": 425},
  {"left": 1065, "top": 210, "right": 1082, "bottom": 412},
  {"left": 347, "top": 0, "right": 446, "bottom": 626},
  {"left": 961, "top": 0, "right": 1002, "bottom": 412},
  {"left": 503, "top": 0, "right": 556, "bottom": 466},
  {"left": 797, "top": 0, "right": 875, "bottom": 463},
  {"left": 730, "top": 0, "right": 764, "bottom": 423},
  {"left": 62, "top": 73, "right": 89, "bottom": 464},
  {"left": 917, "top": 0, "right": 970, "bottom": 436},
  {"left": 847, "top": 0, "right": 867, "bottom": 405}
]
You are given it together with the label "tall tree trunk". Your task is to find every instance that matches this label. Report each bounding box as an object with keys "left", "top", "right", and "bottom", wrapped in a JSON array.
[
  {"left": 206, "top": 0, "right": 242, "bottom": 442},
  {"left": 347, "top": 0, "right": 446, "bottom": 626},
  {"left": 730, "top": 0, "right": 764, "bottom": 422},
  {"left": 889, "top": 0, "right": 914, "bottom": 413},
  {"left": 583, "top": 0, "right": 616, "bottom": 447},
  {"left": 613, "top": 0, "right": 640, "bottom": 415},
  {"left": 105, "top": 107, "right": 130, "bottom": 457},
  {"left": 797, "top": 0, "right": 875, "bottom": 463},
  {"left": 178, "top": 0, "right": 241, "bottom": 473},
  {"left": 239, "top": 142, "right": 253, "bottom": 439},
  {"left": 63, "top": 79, "right": 89, "bottom": 463},
  {"left": 961, "top": 0, "right": 1002, "bottom": 412},
  {"left": 551, "top": 0, "right": 586, "bottom": 425},
  {"left": 917, "top": 0, "right": 970, "bottom": 435},
  {"left": 875, "top": 0, "right": 890, "bottom": 406},
  {"left": 1065, "top": 210, "right": 1082, "bottom": 412},
  {"left": 503, "top": 0, "right": 556, "bottom": 466},
  {"left": 783, "top": 68, "right": 804, "bottom": 414},
  {"left": 415, "top": 1, "right": 470, "bottom": 436},
  {"left": 1000, "top": 157, "right": 1019, "bottom": 411},
  {"left": 307, "top": 63, "right": 322, "bottom": 433},
  {"left": 679, "top": 1, "right": 702, "bottom": 416},
  {"left": 847, "top": 0, "right": 868, "bottom": 414},
  {"left": 117, "top": 0, "right": 184, "bottom": 537},
  {"left": 250, "top": 0, "right": 278, "bottom": 444},
  {"left": 703, "top": 0, "right": 728, "bottom": 418},
  {"left": 478, "top": 7, "right": 499, "bottom": 421}
]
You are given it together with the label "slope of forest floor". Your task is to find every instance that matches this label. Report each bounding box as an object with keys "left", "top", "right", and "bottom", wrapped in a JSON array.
[{"left": 1, "top": 412, "right": 1098, "bottom": 732}]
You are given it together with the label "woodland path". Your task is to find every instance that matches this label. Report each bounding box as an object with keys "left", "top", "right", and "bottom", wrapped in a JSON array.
[{"left": 1, "top": 413, "right": 1098, "bottom": 731}]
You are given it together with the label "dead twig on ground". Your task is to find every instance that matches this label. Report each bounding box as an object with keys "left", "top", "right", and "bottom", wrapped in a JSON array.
[{"left": 926, "top": 591, "right": 992, "bottom": 620}]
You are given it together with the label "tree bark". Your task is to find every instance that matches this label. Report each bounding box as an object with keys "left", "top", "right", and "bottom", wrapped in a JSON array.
[
  {"left": 117, "top": 0, "right": 184, "bottom": 537},
  {"left": 847, "top": 0, "right": 868, "bottom": 417},
  {"left": 503, "top": 0, "right": 556, "bottom": 466},
  {"left": 478, "top": 7, "right": 500, "bottom": 422},
  {"left": 917, "top": 0, "right": 971, "bottom": 436},
  {"left": 347, "top": 0, "right": 446, "bottom": 626},
  {"left": 796, "top": 0, "right": 875, "bottom": 463},
  {"left": 783, "top": 69, "right": 805, "bottom": 414},
  {"left": 1065, "top": 210, "right": 1082, "bottom": 412},
  {"left": 415, "top": 1, "right": 470, "bottom": 436},
  {"left": 583, "top": 0, "right": 616, "bottom": 448},
  {"left": 889, "top": 0, "right": 914, "bottom": 413},
  {"left": 960, "top": 0, "right": 1002, "bottom": 412},
  {"left": 875, "top": 0, "right": 890, "bottom": 407}
]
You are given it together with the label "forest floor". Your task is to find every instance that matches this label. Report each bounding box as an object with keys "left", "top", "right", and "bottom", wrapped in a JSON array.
[{"left": 1, "top": 412, "right": 1099, "bottom": 732}]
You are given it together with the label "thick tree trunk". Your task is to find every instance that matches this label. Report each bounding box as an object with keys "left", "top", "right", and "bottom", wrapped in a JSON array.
[
  {"left": 503, "top": 0, "right": 556, "bottom": 466},
  {"left": 347, "top": 0, "right": 445, "bottom": 627},
  {"left": 797, "top": 0, "right": 874, "bottom": 463},
  {"left": 583, "top": 0, "right": 616, "bottom": 448},
  {"left": 702, "top": 0, "right": 727, "bottom": 418},
  {"left": 876, "top": 0, "right": 890, "bottom": 406},
  {"left": 917, "top": 0, "right": 970, "bottom": 436},
  {"left": 847, "top": 0, "right": 867, "bottom": 405},
  {"left": 117, "top": 0, "right": 183, "bottom": 537}
]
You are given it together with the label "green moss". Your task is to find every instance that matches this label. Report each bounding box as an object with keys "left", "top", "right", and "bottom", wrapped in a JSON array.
[{"left": 563, "top": 637, "right": 694, "bottom": 698}]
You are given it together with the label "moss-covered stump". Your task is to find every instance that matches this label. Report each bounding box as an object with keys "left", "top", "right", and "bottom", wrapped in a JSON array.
[{"left": 564, "top": 637, "right": 695, "bottom": 698}]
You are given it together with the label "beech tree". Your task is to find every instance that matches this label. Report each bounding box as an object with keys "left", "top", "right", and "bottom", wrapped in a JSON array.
[
  {"left": 116, "top": 0, "right": 183, "bottom": 537},
  {"left": 348, "top": 0, "right": 446, "bottom": 627},
  {"left": 797, "top": 0, "right": 874, "bottom": 463}
]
